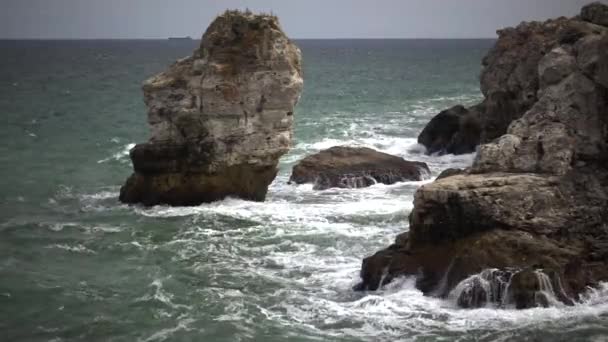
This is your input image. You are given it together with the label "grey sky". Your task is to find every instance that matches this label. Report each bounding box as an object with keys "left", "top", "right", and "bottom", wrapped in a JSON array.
[{"left": 1, "top": 0, "right": 604, "bottom": 39}]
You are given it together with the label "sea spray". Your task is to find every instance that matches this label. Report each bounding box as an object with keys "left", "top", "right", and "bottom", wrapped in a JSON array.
[
  {"left": 448, "top": 269, "right": 513, "bottom": 308},
  {"left": 534, "top": 270, "right": 560, "bottom": 307}
]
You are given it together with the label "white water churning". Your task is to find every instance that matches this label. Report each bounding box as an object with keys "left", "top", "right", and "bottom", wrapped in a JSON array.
[{"left": 448, "top": 268, "right": 572, "bottom": 309}]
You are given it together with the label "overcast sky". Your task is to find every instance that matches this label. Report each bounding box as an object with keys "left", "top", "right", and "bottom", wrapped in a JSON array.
[{"left": 1, "top": 0, "right": 604, "bottom": 39}]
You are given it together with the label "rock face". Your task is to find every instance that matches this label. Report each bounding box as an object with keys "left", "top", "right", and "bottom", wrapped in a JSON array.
[
  {"left": 418, "top": 4, "right": 607, "bottom": 155},
  {"left": 119, "top": 11, "right": 303, "bottom": 206},
  {"left": 289, "top": 146, "right": 430, "bottom": 190},
  {"left": 358, "top": 3, "right": 608, "bottom": 309},
  {"left": 582, "top": 2, "right": 608, "bottom": 27}
]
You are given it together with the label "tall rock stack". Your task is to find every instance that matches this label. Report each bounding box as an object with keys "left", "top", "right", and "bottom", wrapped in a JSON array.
[
  {"left": 358, "top": 3, "right": 608, "bottom": 309},
  {"left": 120, "top": 11, "right": 303, "bottom": 206}
]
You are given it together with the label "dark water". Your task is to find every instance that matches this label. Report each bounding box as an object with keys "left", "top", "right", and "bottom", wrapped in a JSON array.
[{"left": 1, "top": 39, "right": 607, "bottom": 342}]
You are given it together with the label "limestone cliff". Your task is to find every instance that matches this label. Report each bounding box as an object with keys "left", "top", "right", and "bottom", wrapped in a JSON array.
[
  {"left": 418, "top": 2, "right": 608, "bottom": 155},
  {"left": 358, "top": 3, "right": 608, "bottom": 309},
  {"left": 120, "top": 10, "right": 303, "bottom": 206}
]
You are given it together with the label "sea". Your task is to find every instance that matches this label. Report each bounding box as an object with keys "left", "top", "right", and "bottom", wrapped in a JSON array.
[{"left": 1, "top": 39, "right": 607, "bottom": 342}]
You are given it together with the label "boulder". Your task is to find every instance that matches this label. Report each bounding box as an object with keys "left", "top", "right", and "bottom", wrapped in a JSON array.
[
  {"left": 357, "top": 4, "right": 608, "bottom": 309},
  {"left": 289, "top": 146, "right": 430, "bottom": 190},
  {"left": 119, "top": 10, "right": 303, "bottom": 206},
  {"left": 416, "top": 105, "right": 482, "bottom": 155}
]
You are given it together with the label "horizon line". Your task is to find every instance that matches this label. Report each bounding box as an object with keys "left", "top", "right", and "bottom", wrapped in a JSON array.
[{"left": 0, "top": 37, "right": 498, "bottom": 41}]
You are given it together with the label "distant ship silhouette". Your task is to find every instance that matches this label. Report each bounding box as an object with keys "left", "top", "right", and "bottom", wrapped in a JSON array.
[{"left": 168, "top": 36, "right": 193, "bottom": 41}]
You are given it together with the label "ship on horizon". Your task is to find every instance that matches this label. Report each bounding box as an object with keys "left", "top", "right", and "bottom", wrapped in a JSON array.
[{"left": 168, "top": 36, "right": 193, "bottom": 41}]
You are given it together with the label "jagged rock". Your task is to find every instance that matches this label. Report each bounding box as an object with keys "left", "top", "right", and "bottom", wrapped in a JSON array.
[
  {"left": 358, "top": 228, "right": 584, "bottom": 294},
  {"left": 289, "top": 146, "right": 430, "bottom": 190},
  {"left": 416, "top": 105, "right": 482, "bottom": 155},
  {"left": 538, "top": 47, "right": 577, "bottom": 88},
  {"left": 474, "top": 54, "right": 607, "bottom": 174},
  {"left": 479, "top": 17, "right": 604, "bottom": 143},
  {"left": 119, "top": 11, "right": 303, "bottom": 206},
  {"left": 418, "top": 5, "right": 608, "bottom": 156},
  {"left": 357, "top": 4, "right": 608, "bottom": 309},
  {"left": 581, "top": 2, "right": 608, "bottom": 27}
]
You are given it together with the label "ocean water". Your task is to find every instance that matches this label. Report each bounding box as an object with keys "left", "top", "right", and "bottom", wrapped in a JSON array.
[{"left": 1, "top": 39, "right": 607, "bottom": 342}]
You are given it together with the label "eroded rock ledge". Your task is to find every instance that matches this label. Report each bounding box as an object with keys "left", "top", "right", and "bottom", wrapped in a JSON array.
[
  {"left": 357, "top": 3, "right": 608, "bottom": 309},
  {"left": 120, "top": 11, "right": 303, "bottom": 206}
]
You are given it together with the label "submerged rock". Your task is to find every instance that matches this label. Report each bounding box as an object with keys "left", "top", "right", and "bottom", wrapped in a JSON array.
[
  {"left": 119, "top": 10, "right": 303, "bottom": 206},
  {"left": 357, "top": 3, "right": 608, "bottom": 309},
  {"left": 289, "top": 146, "right": 430, "bottom": 190}
]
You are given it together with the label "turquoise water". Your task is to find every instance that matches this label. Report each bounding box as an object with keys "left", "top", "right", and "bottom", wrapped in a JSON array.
[{"left": 1, "top": 39, "right": 607, "bottom": 341}]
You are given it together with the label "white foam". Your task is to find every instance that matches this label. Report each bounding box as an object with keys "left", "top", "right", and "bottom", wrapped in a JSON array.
[
  {"left": 140, "top": 317, "right": 195, "bottom": 342},
  {"left": 44, "top": 222, "right": 79, "bottom": 232},
  {"left": 269, "top": 275, "right": 608, "bottom": 339},
  {"left": 135, "top": 278, "right": 192, "bottom": 311},
  {"left": 80, "top": 191, "right": 117, "bottom": 200},
  {"left": 97, "top": 143, "right": 135, "bottom": 164},
  {"left": 45, "top": 244, "right": 96, "bottom": 254}
]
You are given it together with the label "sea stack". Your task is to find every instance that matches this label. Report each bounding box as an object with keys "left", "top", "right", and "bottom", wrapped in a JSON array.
[
  {"left": 357, "top": 2, "right": 608, "bottom": 309},
  {"left": 119, "top": 11, "right": 303, "bottom": 206}
]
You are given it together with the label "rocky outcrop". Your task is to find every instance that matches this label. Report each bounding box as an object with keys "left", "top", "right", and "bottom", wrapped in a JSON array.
[
  {"left": 418, "top": 3, "right": 608, "bottom": 155},
  {"left": 289, "top": 146, "right": 430, "bottom": 190},
  {"left": 119, "top": 11, "right": 303, "bottom": 206},
  {"left": 416, "top": 104, "right": 482, "bottom": 155},
  {"left": 581, "top": 2, "right": 608, "bottom": 27},
  {"left": 358, "top": 3, "right": 608, "bottom": 309}
]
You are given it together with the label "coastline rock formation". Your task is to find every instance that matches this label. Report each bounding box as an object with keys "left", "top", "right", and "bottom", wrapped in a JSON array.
[
  {"left": 120, "top": 11, "right": 303, "bottom": 206},
  {"left": 358, "top": 3, "right": 608, "bottom": 309},
  {"left": 289, "top": 146, "right": 430, "bottom": 190},
  {"left": 417, "top": 104, "right": 483, "bottom": 155},
  {"left": 418, "top": 1, "right": 608, "bottom": 155}
]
